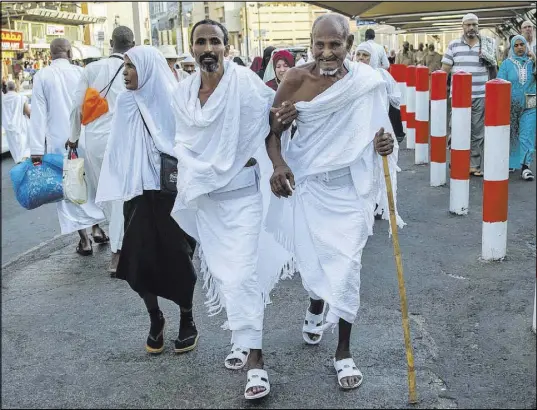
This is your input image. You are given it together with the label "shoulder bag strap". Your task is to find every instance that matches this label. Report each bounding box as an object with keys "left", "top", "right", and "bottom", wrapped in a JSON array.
[
  {"left": 99, "top": 63, "right": 124, "bottom": 97},
  {"left": 138, "top": 108, "right": 162, "bottom": 154}
]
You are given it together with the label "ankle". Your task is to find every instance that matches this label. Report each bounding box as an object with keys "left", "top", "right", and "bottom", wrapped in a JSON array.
[
  {"left": 335, "top": 347, "right": 351, "bottom": 360},
  {"left": 148, "top": 308, "right": 163, "bottom": 321},
  {"left": 308, "top": 299, "right": 324, "bottom": 315},
  {"left": 247, "top": 349, "right": 264, "bottom": 368}
]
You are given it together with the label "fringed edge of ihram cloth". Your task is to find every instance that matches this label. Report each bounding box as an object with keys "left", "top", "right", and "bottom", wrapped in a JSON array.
[{"left": 195, "top": 246, "right": 297, "bottom": 330}]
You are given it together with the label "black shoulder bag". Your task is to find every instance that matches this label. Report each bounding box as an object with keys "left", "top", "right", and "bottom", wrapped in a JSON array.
[{"left": 138, "top": 110, "right": 178, "bottom": 195}]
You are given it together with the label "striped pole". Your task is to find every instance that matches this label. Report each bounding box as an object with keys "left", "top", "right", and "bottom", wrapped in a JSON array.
[
  {"left": 482, "top": 79, "right": 510, "bottom": 261},
  {"left": 391, "top": 64, "right": 407, "bottom": 133},
  {"left": 430, "top": 70, "right": 447, "bottom": 186},
  {"left": 449, "top": 72, "right": 472, "bottom": 215},
  {"left": 405, "top": 65, "right": 416, "bottom": 149},
  {"left": 415, "top": 66, "right": 429, "bottom": 164}
]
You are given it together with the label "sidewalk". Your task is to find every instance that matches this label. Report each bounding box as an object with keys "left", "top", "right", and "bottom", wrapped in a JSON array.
[{"left": 2, "top": 150, "right": 535, "bottom": 409}]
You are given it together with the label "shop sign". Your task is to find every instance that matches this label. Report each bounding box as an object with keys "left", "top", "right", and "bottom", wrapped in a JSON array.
[
  {"left": 1, "top": 30, "right": 24, "bottom": 50},
  {"left": 47, "top": 25, "right": 65, "bottom": 36}
]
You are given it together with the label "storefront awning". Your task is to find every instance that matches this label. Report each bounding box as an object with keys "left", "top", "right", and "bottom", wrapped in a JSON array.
[
  {"left": 1, "top": 7, "right": 106, "bottom": 26},
  {"left": 307, "top": 1, "right": 536, "bottom": 32}
]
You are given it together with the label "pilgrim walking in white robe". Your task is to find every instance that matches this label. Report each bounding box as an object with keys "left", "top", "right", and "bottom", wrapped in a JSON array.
[
  {"left": 1, "top": 91, "right": 31, "bottom": 163},
  {"left": 171, "top": 61, "right": 293, "bottom": 351},
  {"left": 29, "top": 58, "right": 105, "bottom": 234},
  {"left": 266, "top": 61, "right": 404, "bottom": 330},
  {"left": 69, "top": 54, "right": 125, "bottom": 253}
]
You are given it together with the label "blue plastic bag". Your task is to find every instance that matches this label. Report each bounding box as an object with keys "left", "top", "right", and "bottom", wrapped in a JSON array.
[{"left": 10, "top": 154, "right": 64, "bottom": 210}]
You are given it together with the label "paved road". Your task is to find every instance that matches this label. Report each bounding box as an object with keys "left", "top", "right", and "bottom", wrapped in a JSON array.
[
  {"left": 1, "top": 155, "right": 60, "bottom": 265},
  {"left": 2, "top": 150, "right": 536, "bottom": 408}
]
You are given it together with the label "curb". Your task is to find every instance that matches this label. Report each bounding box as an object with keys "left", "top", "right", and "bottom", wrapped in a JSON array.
[
  {"left": 2, "top": 232, "right": 79, "bottom": 271},
  {"left": 2, "top": 222, "right": 111, "bottom": 272}
]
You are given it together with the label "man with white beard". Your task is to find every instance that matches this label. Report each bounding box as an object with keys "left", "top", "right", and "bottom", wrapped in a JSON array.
[
  {"left": 1, "top": 80, "right": 31, "bottom": 163},
  {"left": 265, "top": 14, "right": 403, "bottom": 391},
  {"left": 68, "top": 26, "right": 135, "bottom": 273},
  {"left": 30, "top": 38, "right": 106, "bottom": 256}
]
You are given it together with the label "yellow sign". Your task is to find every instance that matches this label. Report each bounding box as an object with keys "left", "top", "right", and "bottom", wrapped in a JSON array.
[{"left": 1, "top": 30, "right": 24, "bottom": 50}]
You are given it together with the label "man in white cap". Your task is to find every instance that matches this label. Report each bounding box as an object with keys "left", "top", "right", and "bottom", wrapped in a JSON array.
[
  {"left": 441, "top": 13, "right": 497, "bottom": 177},
  {"left": 180, "top": 54, "right": 196, "bottom": 75},
  {"left": 158, "top": 45, "right": 189, "bottom": 82}
]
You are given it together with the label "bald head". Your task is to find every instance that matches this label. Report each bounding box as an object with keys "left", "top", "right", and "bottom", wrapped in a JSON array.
[
  {"left": 312, "top": 14, "right": 350, "bottom": 41},
  {"left": 311, "top": 14, "right": 352, "bottom": 76},
  {"left": 111, "top": 26, "right": 135, "bottom": 53},
  {"left": 522, "top": 20, "right": 534, "bottom": 42},
  {"left": 50, "top": 38, "right": 72, "bottom": 60},
  {"left": 6, "top": 80, "right": 16, "bottom": 92}
]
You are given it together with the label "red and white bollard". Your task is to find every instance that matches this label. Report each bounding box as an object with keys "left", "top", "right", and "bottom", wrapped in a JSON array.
[
  {"left": 482, "top": 79, "right": 511, "bottom": 261},
  {"left": 430, "top": 70, "right": 448, "bottom": 186},
  {"left": 415, "top": 66, "right": 429, "bottom": 164},
  {"left": 405, "top": 65, "right": 416, "bottom": 149},
  {"left": 390, "top": 64, "right": 407, "bottom": 133},
  {"left": 449, "top": 72, "right": 472, "bottom": 215}
]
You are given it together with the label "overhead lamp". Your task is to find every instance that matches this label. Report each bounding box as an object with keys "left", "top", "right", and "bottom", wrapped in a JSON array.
[
  {"left": 432, "top": 22, "right": 462, "bottom": 26},
  {"left": 421, "top": 14, "right": 465, "bottom": 21}
]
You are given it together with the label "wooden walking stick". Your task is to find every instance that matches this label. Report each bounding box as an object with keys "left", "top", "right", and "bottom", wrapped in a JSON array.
[{"left": 382, "top": 155, "right": 418, "bottom": 404}]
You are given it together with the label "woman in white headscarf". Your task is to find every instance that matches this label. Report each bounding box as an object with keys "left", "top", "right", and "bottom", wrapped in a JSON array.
[
  {"left": 354, "top": 41, "right": 405, "bottom": 144},
  {"left": 96, "top": 46, "right": 198, "bottom": 355}
]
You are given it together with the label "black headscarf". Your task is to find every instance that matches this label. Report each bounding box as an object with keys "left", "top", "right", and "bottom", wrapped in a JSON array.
[
  {"left": 233, "top": 57, "right": 246, "bottom": 66},
  {"left": 256, "top": 46, "right": 275, "bottom": 80}
]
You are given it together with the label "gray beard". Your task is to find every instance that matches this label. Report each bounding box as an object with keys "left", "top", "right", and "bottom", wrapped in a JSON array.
[
  {"left": 320, "top": 67, "right": 339, "bottom": 76},
  {"left": 200, "top": 62, "right": 219, "bottom": 73}
]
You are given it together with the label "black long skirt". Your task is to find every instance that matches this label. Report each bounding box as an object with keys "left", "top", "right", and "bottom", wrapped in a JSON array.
[{"left": 116, "top": 190, "right": 197, "bottom": 307}]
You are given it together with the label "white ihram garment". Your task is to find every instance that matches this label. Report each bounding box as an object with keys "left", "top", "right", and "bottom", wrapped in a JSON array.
[
  {"left": 171, "top": 61, "right": 293, "bottom": 349},
  {"left": 356, "top": 42, "right": 401, "bottom": 109},
  {"left": 29, "top": 58, "right": 105, "bottom": 234},
  {"left": 69, "top": 54, "right": 125, "bottom": 252},
  {"left": 266, "top": 61, "right": 404, "bottom": 327},
  {"left": 1, "top": 91, "right": 30, "bottom": 163},
  {"left": 96, "top": 46, "right": 178, "bottom": 205}
]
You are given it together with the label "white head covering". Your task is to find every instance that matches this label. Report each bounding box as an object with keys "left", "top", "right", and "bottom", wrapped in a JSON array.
[
  {"left": 354, "top": 42, "right": 400, "bottom": 109},
  {"left": 125, "top": 45, "right": 177, "bottom": 154},
  {"left": 355, "top": 41, "right": 380, "bottom": 69},
  {"left": 181, "top": 55, "right": 195, "bottom": 64},
  {"left": 462, "top": 13, "right": 478, "bottom": 23},
  {"left": 158, "top": 45, "right": 180, "bottom": 59},
  {"left": 96, "top": 46, "right": 178, "bottom": 204}
]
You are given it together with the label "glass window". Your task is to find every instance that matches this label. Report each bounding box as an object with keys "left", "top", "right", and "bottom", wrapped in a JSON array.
[
  {"left": 16, "top": 21, "right": 30, "bottom": 43},
  {"left": 31, "top": 23, "right": 45, "bottom": 42}
]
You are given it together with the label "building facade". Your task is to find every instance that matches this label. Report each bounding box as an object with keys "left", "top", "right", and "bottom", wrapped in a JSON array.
[{"left": 149, "top": 1, "right": 193, "bottom": 53}]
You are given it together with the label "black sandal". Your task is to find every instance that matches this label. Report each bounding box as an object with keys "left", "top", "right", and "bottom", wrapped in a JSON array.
[
  {"left": 76, "top": 239, "right": 93, "bottom": 256},
  {"left": 174, "top": 320, "right": 199, "bottom": 354},
  {"left": 92, "top": 231, "right": 110, "bottom": 244}
]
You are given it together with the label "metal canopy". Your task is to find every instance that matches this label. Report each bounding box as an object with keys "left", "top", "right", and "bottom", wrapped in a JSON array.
[{"left": 307, "top": 1, "right": 536, "bottom": 32}]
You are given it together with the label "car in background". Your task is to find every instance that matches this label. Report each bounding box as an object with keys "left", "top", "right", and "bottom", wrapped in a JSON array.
[{"left": 2, "top": 89, "right": 32, "bottom": 155}]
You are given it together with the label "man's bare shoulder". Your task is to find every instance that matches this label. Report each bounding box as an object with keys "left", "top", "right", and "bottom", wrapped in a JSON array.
[{"left": 280, "top": 64, "right": 314, "bottom": 90}]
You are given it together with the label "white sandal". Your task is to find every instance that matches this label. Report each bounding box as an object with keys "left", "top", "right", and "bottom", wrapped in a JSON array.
[
  {"left": 522, "top": 168, "right": 535, "bottom": 181},
  {"left": 302, "top": 309, "right": 325, "bottom": 345},
  {"left": 224, "top": 345, "right": 250, "bottom": 370},
  {"left": 244, "top": 368, "right": 270, "bottom": 400},
  {"left": 333, "top": 358, "right": 363, "bottom": 390}
]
